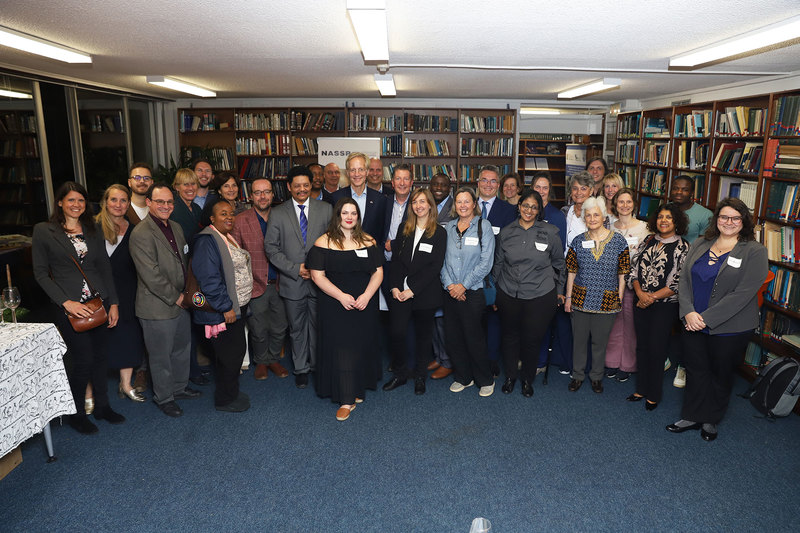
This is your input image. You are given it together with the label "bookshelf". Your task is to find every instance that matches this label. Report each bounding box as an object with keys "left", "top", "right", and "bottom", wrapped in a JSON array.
[
  {"left": 0, "top": 111, "right": 47, "bottom": 234},
  {"left": 459, "top": 109, "right": 515, "bottom": 185},
  {"left": 518, "top": 135, "right": 572, "bottom": 205}
]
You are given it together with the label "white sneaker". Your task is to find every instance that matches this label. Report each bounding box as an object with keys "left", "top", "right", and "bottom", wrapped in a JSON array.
[
  {"left": 673, "top": 367, "right": 686, "bottom": 388},
  {"left": 479, "top": 383, "right": 495, "bottom": 397},
  {"left": 450, "top": 380, "right": 474, "bottom": 393},
  {"left": 664, "top": 358, "right": 672, "bottom": 372}
]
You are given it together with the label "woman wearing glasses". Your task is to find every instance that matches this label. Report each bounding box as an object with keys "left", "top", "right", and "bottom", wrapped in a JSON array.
[
  {"left": 667, "top": 198, "right": 767, "bottom": 442},
  {"left": 493, "top": 190, "right": 565, "bottom": 397}
]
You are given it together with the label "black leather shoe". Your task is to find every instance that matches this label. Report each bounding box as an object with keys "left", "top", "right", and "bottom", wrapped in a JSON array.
[
  {"left": 626, "top": 394, "right": 644, "bottom": 402},
  {"left": 383, "top": 377, "right": 407, "bottom": 391},
  {"left": 591, "top": 380, "right": 603, "bottom": 394},
  {"left": 216, "top": 393, "right": 251, "bottom": 413},
  {"left": 94, "top": 407, "right": 126, "bottom": 424},
  {"left": 156, "top": 400, "right": 183, "bottom": 418},
  {"left": 295, "top": 373, "right": 309, "bottom": 389},
  {"left": 666, "top": 421, "right": 701, "bottom": 433},
  {"left": 414, "top": 378, "right": 426, "bottom": 395},
  {"left": 568, "top": 379, "right": 582, "bottom": 392},
  {"left": 174, "top": 388, "right": 202, "bottom": 399},
  {"left": 501, "top": 377, "right": 516, "bottom": 394},
  {"left": 701, "top": 428, "right": 717, "bottom": 442},
  {"left": 521, "top": 380, "right": 533, "bottom": 398},
  {"left": 645, "top": 401, "right": 658, "bottom": 411},
  {"left": 68, "top": 414, "right": 99, "bottom": 434},
  {"left": 189, "top": 374, "right": 211, "bottom": 386}
]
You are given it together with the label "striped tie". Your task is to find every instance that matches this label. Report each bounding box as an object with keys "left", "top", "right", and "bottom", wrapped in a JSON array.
[{"left": 299, "top": 204, "right": 308, "bottom": 246}]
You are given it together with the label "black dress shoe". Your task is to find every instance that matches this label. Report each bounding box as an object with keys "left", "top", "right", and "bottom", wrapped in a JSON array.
[
  {"left": 626, "top": 394, "right": 644, "bottom": 402},
  {"left": 568, "top": 379, "right": 582, "bottom": 392},
  {"left": 591, "top": 380, "right": 603, "bottom": 394},
  {"left": 295, "top": 373, "right": 309, "bottom": 389},
  {"left": 521, "top": 380, "right": 533, "bottom": 398},
  {"left": 175, "top": 388, "right": 202, "bottom": 399},
  {"left": 382, "top": 376, "right": 407, "bottom": 391},
  {"left": 68, "top": 414, "right": 99, "bottom": 434},
  {"left": 189, "top": 374, "right": 211, "bottom": 386},
  {"left": 645, "top": 401, "right": 658, "bottom": 411},
  {"left": 501, "top": 377, "right": 516, "bottom": 394},
  {"left": 665, "top": 421, "right": 702, "bottom": 433},
  {"left": 156, "top": 400, "right": 183, "bottom": 418},
  {"left": 94, "top": 407, "right": 126, "bottom": 424},
  {"left": 701, "top": 428, "right": 717, "bottom": 442},
  {"left": 216, "top": 393, "right": 251, "bottom": 413},
  {"left": 414, "top": 377, "right": 426, "bottom": 395}
]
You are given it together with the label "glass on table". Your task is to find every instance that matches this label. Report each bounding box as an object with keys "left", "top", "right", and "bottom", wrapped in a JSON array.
[{"left": 2, "top": 286, "right": 21, "bottom": 323}]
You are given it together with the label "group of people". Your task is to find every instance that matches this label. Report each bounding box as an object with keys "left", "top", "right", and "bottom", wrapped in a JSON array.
[{"left": 31, "top": 152, "right": 767, "bottom": 440}]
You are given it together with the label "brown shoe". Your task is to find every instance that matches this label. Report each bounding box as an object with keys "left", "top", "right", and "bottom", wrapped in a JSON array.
[
  {"left": 568, "top": 379, "right": 583, "bottom": 392},
  {"left": 133, "top": 370, "right": 147, "bottom": 393},
  {"left": 254, "top": 364, "right": 268, "bottom": 381},
  {"left": 267, "top": 362, "right": 289, "bottom": 378},
  {"left": 427, "top": 361, "right": 441, "bottom": 371},
  {"left": 430, "top": 366, "right": 453, "bottom": 380}
]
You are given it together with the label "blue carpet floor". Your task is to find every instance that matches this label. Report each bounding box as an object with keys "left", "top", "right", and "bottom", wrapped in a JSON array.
[{"left": 2, "top": 366, "right": 799, "bottom": 532}]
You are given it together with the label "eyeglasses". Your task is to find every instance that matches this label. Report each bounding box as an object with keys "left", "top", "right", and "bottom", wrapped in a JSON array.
[
  {"left": 252, "top": 190, "right": 273, "bottom": 196},
  {"left": 348, "top": 168, "right": 366, "bottom": 174},
  {"left": 719, "top": 215, "right": 743, "bottom": 223},
  {"left": 519, "top": 203, "right": 539, "bottom": 211},
  {"left": 131, "top": 175, "right": 152, "bottom": 182},
  {"left": 151, "top": 199, "right": 174, "bottom": 206},
  {"left": 478, "top": 178, "right": 498, "bottom": 185}
]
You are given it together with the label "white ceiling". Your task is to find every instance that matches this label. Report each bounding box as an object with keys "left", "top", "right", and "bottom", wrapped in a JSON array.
[{"left": 1, "top": 0, "right": 800, "bottom": 105}]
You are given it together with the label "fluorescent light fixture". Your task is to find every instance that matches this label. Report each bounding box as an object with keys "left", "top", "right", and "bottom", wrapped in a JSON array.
[
  {"left": 347, "top": 0, "right": 389, "bottom": 62},
  {"left": 558, "top": 78, "right": 621, "bottom": 99},
  {"left": 374, "top": 73, "right": 396, "bottom": 96},
  {"left": 0, "top": 26, "right": 91, "bottom": 63},
  {"left": 520, "top": 107, "right": 561, "bottom": 115},
  {"left": 146, "top": 76, "right": 216, "bottom": 97},
  {"left": 670, "top": 15, "right": 800, "bottom": 67},
  {"left": 0, "top": 89, "right": 32, "bottom": 99}
]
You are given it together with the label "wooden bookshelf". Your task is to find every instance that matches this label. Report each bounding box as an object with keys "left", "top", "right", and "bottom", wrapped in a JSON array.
[
  {"left": 518, "top": 135, "right": 572, "bottom": 205},
  {"left": 0, "top": 111, "right": 47, "bottom": 234}
]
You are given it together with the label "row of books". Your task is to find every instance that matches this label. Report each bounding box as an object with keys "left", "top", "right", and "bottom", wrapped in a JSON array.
[
  {"left": 772, "top": 142, "right": 800, "bottom": 174},
  {"left": 761, "top": 309, "right": 800, "bottom": 346},
  {"left": 675, "top": 140, "right": 708, "bottom": 170},
  {"left": 763, "top": 221, "right": 800, "bottom": 264},
  {"left": 237, "top": 157, "right": 290, "bottom": 180},
  {"left": 524, "top": 142, "right": 562, "bottom": 155},
  {"left": 640, "top": 169, "right": 666, "bottom": 195},
  {"left": 234, "top": 112, "right": 290, "bottom": 131},
  {"left": 674, "top": 110, "right": 712, "bottom": 138},
  {"left": 0, "top": 207, "right": 30, "bottom": 225},
  {"left": 765, "top": 265, "right": 800, "bottom": 312},
  {"left": 764, "top": 181, "right": 800, "bottom": 222},
  {"left": 0, "top": 138, "right": 39, "bottom": 158},
  {"left": 294, "top": 111, "right": 346, "bottom": 131},
  {"left": 641, "top": 140, "right": 669, "bottom": 166},
  {"left": 460, "top": 138, "right": 513, "bottom": 157},
  {"left": 235, "top": 134, "right": 291, "bottom": 156},
  {"left": 460, "top": 164, "right": 512, "bottom": 182},
  {"left": 617, "top": 114, "right": 640, "bottom": 138},
  {"left": 770, "top": 95, "right": 800, "bottom": 136},
  {"left": 637, "top": 196, "right": 663, "bottom": 219},
  {"left": 743, "top": 342, "right": 781, "bottom": 367},
  {"left": 239, "top": 180, "right": 292, "bottom": 203},
  {"left": 643, "top": 117, "right": 669, "bottom": 138},
  {"left": 618, "top": 166, "right": 636, "bottom": 188},
  {"left": 718, "top": 177, "right": 757, "bottom": 210},
  {"left": 460, "top": 115, "right": 514, "bottom": 134},
  {"left": 381, "top": 135, "right": 402, "bottom": 157},
  {"left": 349, "top": 113, "right": 403, "bottom": 132},
  {"left": 86, "top": 112, "right": 124, "bottom": 133},
  {"left": 715, "top": 106, "right": 766, "bottom": 137},
  {"left": 292, "top": 137, "right": 318, "bottom": 156},
  {"left": 404, "top": 113, "right": 458, "bottom": 133},
  {"left": 0, "top": 113, "right": 36, "bottom": 134},
  {"left": 404, "top": 138, "right": 452, "bottom": 158},
  {"left": 616, "top": 140, "right": 639, "bottom": 164},
  {"left": 179, "top": 112, "right": 227, "bottom": 132},
  {"left": 522, "top": 134, "right": 571, "bottom": 141},
  {"left": 710, "top": 141, "right": 762, "bottom": 175},
  {"left": 180, "top": 147, "right": 234, "bottom": 171},
  {"left": 523, "top": 157, "right": 550, "bottom": 170}
]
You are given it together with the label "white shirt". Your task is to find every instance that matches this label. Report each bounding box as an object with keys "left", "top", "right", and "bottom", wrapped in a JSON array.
[
  {"left": 385, "top": 195, "right": 409, "bottom": 260},
  {"left": 131, "top": 202, "right": 148, "bottom": 221},
  {"left": 292, "top": 198, "right": 310, "bottom": 227}
]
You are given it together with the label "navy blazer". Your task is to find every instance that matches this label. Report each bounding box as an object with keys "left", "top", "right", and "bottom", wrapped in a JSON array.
[
  {"left": 389, "top": 225, "right": 447, "bottom": 309},
  {"left": 330, "top": 186, "right": 388, "bottom": 242},
  {"left": 484, "top": 197, "right": 517, "bottom": 232}
]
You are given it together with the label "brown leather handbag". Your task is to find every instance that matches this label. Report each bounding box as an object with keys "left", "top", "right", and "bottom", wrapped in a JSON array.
[{"left": 66, "top": 257, "right": 108, "bottom": 332}]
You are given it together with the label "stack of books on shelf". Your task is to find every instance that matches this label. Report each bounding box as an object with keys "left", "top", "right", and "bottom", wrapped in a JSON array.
[
  {"left": 675, "top": 141, "right": 709, "bottom": 170},
  {"left": 382, "top": 135, "right": 402, "bottom": 156},
  {"left": 410, "top": 164, "right": 456, "bottom": 181},
  {"left": 293, "top": 137, "right": 318, "bottom": 156},
  {"left": 523, "top": 134, "right": 571, "bottom": 141},
  {"left": 460, "top": 138, "right": 513, "bottom": 157},
  {"left": 295, "top": 111, "right": 345, "bottom": 131},
  {"left": 766, "top": 265, "right": 800, "bottom": 312},
  {"left": 764, "top": 221, "right": 800, "bottom": 263},
  {"left": 180, "top": 147, "right": 233, "bottom": 171},
  {"left": 619, "top": 166, "right": 636, "bottom": 188},
  {"left": 761, "top": 308, "right": 800, "bottom": 346},
  {"left": 771, "top": 143, "right": 800, "bottom": 179},
  {"left": 764, "top": 182, "right": 800, "bottom": 222},
  {"left": 638, "top": 196, "right": 662, "bottom": 219},
  {"left": 235, "top": 112, "right": 289, "bottom": 130},
  {"left": 743, "top": 342, "right": 774, "bottom": 367},
  {"left": 460, "top": 115, "right": 513, "bottom": 134},
  {"left": 770, "top": 95, "right": 800, "bottom": 136},
  {"left": 617, "top": 114, "right": 640, "bottom": 138},
  {"left": 642, "top": 141, "right": 669, "bottom": 165},
  {"left": 641, "top": 169, "right": 666, "bottom": 194},
  {"left": 674, "top": 111, "right": 712, "bottom": 137},
  {"left": 460, "top": 164, "right": 511, "bottom": 181},
  {"left": 348, "top": 113, "right": 402, "bottom": 132},
  {"left": 180, "top": 111, "right": 224, "bottom": 132},
  {"left": 0, "top": 138, "right": 38, "bottom": 158},
  {"left": 0, "top": 113, "right": 36, "bottom": 134},
  {"left": 524, "top": 157, "right": 549, "bottom": 170},
  {"left": 715, "top": 106, "right": 766, "bottom": 136},
  {"left": 717, "top": 177, "right": 757, "bottom": 210},
  {"left": 236, "top": 134, "right": 291, "bottom": 156},
  {"left": 711, "top": 142, "right": 763, "bottom": 174},
  {"left": 404, "top": 139, "right": 451, "bottom": 157},
  {"left": 238, "top": 157, "right": 289, "bottom": 180},
  {"left": 404, "top": 113, "right": 457, "bottom": 132},
  {"left": 617, "top": 140, "right": 639, "bottom": 164},
  {"left": 643, "top": 117, "right": 670, "bottom": 138}
]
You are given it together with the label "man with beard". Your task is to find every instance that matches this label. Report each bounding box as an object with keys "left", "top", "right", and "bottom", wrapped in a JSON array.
[
  {"left": 192, "top": 158, "right": 215, "bottom": 209},
  {"left": 126, "top": 162, "right": 153, "bottom": 225}
]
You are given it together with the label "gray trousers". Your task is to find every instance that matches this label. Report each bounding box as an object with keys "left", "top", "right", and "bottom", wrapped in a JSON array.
[
  {"left": 283, "top": 294, "right": 317, "bottom": 375},
  {"left": 571, "top": 310, "right": 617, "bottom": 382},
  {"left": 247, "top": 285, "right": 288, "bottom": 366},
  {"left": 139, "top": 310, "right": 191, "bottom": 404}
]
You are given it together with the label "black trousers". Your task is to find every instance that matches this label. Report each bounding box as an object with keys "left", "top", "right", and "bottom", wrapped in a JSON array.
[
  {"left": 443, "top": 289, "right": 492, "bottom": 387},
  {"left": 208, "top": 305, "right": 248, "bottom": 407},
  {"left": 681, "top": 329, "right": 750, "bottom": 424},
  {"left": 497, "top": 288, "right": 557, "bottom": 382},
  {"left": 52, "top": 303, "right": 111, "bottom": 415},
  {"left": 389, "top": 300, "right": 436, "bottom": 380},
  {"left": 633, "top": 301, "right": 678, "bottom": 403}
]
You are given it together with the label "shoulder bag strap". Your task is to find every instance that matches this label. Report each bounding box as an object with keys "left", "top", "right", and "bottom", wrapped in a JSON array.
[{"left": 70, "top": 255, "right": 100, "bottom": 297}]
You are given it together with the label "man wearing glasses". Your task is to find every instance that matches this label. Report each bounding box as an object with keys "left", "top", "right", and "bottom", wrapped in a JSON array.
[
  {"left": 126, "top": 162, "right": 153, "bottom": 225},
  {"left": 331, "top": 152, "right": 387, "bottom": 241},
  {"left": 192, "top": 159, "right": 215, "bottom": 209}
]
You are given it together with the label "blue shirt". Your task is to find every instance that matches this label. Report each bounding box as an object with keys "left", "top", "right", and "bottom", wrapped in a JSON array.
[
  {"left": 351, "top": 187, "right": 367, "bottom": 220},
  {"left": 441, "top": 216, "right": 495, "bottom": 291}
]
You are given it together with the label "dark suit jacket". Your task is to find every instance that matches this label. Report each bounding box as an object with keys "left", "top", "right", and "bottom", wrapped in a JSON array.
[
  {"left": 485, "top": 197, "right": 517, "bottom": 231},
  {"left": 32, "top": 222, "right": 118, "bottom": 307},
  {"left": 264, "top": 198, "right": 332, "bottom": 300},
  {"left": 436, "top": 196, "right": 455, "bottom": 225},
  {"left": 129, "top": 215, "right": 188, "bottom": 320},
  {"left": 330, "top": 186, "right": 387, "bottom": 241},
  {"left": 389, "top": 225, "right": 447, "bottom": 309}
]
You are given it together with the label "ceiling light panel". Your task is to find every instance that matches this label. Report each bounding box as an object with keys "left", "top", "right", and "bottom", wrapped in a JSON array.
[
  {"left": 0, "top": 26, "right": 91, "bottom": 63},
  {"left": 347, "top": 0, "right": 389, "bottom": 62}
]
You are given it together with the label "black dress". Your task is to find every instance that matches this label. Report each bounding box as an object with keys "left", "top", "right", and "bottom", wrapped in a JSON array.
[
  {"left": 104, "top": 223, "right": 145, "bottom": 369},
  {"left": 306, "top": 244, "right": 383, "bottom": 404}
]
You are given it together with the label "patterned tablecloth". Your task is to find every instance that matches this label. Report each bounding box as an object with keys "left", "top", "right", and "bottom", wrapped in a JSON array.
[{"left": 0, "top": 323, "right": 76, "bottom": 457}]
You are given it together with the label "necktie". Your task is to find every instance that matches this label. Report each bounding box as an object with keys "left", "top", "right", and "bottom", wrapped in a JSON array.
[
  {"left": 481, "top": 201, "right": 488, "bottom": 219},
  {"left": 299, "top": 204, "right": 308, "bottom": 246}
]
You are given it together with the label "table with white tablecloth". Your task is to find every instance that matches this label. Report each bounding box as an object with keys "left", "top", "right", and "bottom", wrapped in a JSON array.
[{"left": 0, "top": 322, "right": 76, "bottom": 461}]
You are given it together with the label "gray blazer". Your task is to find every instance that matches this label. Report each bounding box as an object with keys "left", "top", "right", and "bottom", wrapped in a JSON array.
[
  {"left": 129, "top": 215, "right": 188, "bottom": 320},
  {"left": 678, "top": 237, "right": 768, "bottom": 335},
  {"left": 264, "top": 198, "right": 332, "bottom": 300},
  {"left": 32, "top": 221, "right": 118, "bottom": 307}
]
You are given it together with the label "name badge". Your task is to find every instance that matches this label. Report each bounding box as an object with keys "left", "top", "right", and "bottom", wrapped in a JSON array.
[
  {"left": 626, "top": 237, "right": 639, "bottom": 247},
  {"left": 727, "top": 256, "right": 742, "bottom": 268},
  {"left": 582, "top": 240, "right": 595, "bottom": 249},
  {"left": 492, "top": 226, "right": 500, "bottom": 235},
  {"left": 183, "top": 244, "right": 189, "bottom": 254},
  {"left": 418, "top": 243, "right": 433, "bottom": 253},
  {"left": 465, "top": 236, "right": 479, "bottom": 246},
  {"left": 535, "top": 242, "right": 548, "bottom": 252},
  {"left": 355, "top": 249, "right": 368, "bottom": 258}
]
